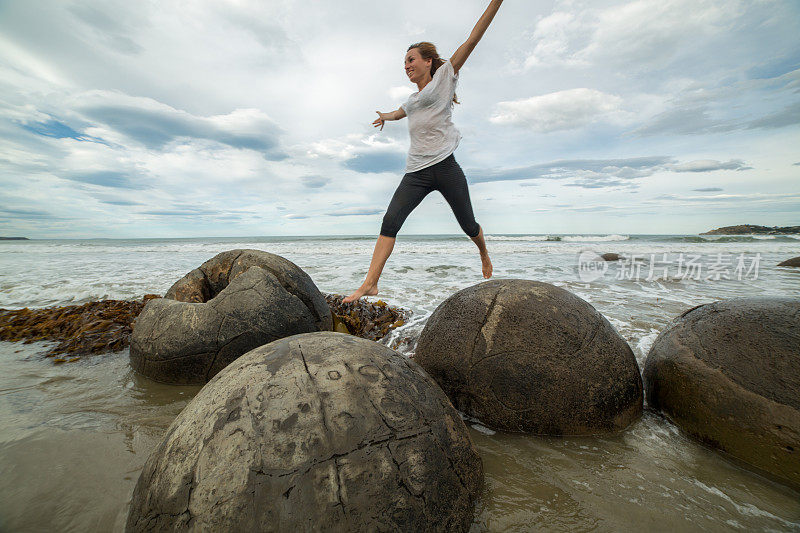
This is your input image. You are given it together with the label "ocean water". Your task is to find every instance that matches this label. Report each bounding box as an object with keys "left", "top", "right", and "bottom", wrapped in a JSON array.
[{"left": 0, "top": 233, "right": 799, "bottom": 531}]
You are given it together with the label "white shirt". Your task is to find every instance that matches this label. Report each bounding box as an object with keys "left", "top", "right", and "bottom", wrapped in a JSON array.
[{"left": 400, "top": 59, "right": 462, "bottom": 173}]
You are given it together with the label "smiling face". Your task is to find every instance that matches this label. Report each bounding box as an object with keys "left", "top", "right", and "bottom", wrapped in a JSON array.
[{"left": 405, "top": 47, "right": 432, "bottom": 84}]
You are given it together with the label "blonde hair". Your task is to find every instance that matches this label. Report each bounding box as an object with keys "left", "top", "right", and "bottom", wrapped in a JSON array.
[{"left": 407, "top": 41, "right": 460, "bottom": 105}]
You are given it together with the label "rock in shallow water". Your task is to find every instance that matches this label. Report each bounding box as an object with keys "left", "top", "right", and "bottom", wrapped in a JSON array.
[
  {"left": 414, "top": 279, "right": 643, "bottom": 435},
  {"left": 643, "top": 297, "right": 800, "bottom": 490},
  {"left": 125, "top": 331, "right": 483, "bottom": 532},
  {"left": 777, "top": 256, "right": 800, "bottom": 267},
  {"left": 130, "top": 249, "right": 332, "bottom": 384}
]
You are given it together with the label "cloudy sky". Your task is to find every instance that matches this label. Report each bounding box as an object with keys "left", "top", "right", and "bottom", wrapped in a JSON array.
[{"left": 1, "top": 0, "right": 798, "bottom": 238}]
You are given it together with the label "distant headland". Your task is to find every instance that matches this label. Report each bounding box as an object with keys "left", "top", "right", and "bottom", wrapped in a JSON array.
[
  {"left": 0, "top": 236, "right": 29, "bottom": 240},
  {"left": 701, "top": 224, "right": 800, "bottom": 235}
]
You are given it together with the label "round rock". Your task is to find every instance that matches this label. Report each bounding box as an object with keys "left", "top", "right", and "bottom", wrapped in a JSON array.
[
  {"left": 643, "top": 297, "right": 800, "bottom": 489},
  {"left": 131, "top": 249, "right": 332, "bottom": 384},
  {"left": 126, "top": 332, "right": 483, "bottom": 532},
  {"left": 414, "top": 279, "right": 643, "bottom": 435}
]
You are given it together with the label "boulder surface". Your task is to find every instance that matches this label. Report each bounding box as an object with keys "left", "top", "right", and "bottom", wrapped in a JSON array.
[
  {"left": 131, "top": 249, "right": 332, "bottom": 384},
  {"left": 414, "top": 279, "right": 643, "bottom": 435},
  {"left": 126, "top": 331, "right": 483, "bottom": 532},
  {"left": 643, "top": 297, "right": 800, "bottom": 490}
]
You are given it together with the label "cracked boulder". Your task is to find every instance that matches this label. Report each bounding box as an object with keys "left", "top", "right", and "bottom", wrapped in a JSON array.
[
  {"left": 643, "top": 297, "right": 800, "bottom": 490},
  {"left": 125, "top": 331, "right": 484, "bottom": 532},
  {"left": 130, "top": 249, "right": 332, "bottom": 384},
  {"left": 414, "top": 279, "right": 643, "bottom": 435}
]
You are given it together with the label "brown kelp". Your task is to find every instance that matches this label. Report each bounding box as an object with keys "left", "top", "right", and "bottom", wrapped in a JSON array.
[
  {"left": 324, "top": 293, "right": 411, "bottom": 342},
  {"left": 0, "top": 295, "right": 161, "bottom": 362},
  {"left": 0, "top": 293, "right": 412, "bottom": 363}
]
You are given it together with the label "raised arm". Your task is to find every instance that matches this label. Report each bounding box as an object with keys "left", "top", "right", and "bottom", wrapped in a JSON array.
[{"left": 450, "top": 0, "right": 504, "bottom": 75}]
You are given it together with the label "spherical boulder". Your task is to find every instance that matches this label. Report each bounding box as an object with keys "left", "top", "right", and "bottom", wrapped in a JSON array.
[
  {"left": 414, "top": 279, "right": 643, "bottom": 435},
  {"left": 125, "top": 332, "right": 484, "bottom": 532},
  {"left": 777, "top": 256, "right": 800, "bottom": 267},
  {"left": 131, "top": 249, "right": 332, "bottom": 384},
  {"left": 643, "top": 297, "right": 800, "bottom": 490}
]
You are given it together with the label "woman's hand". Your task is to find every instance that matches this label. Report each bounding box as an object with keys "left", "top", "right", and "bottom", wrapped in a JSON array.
[
  {"left": 372, "top": 108, "right": 405, "bottom": 130},
  {"left": 373, "top": 111, "right": 390, "bottom": 131}
]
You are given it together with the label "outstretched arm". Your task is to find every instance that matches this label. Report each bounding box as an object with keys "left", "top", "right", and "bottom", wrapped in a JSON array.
[
  {"left": 450, "top": 0, "right": 504, "bottom": 75},
  {"left": 372, "top": 107, "right": 406, "bottom": 131}
]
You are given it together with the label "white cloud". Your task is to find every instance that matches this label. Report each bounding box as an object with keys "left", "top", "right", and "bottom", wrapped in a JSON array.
[
  {"left": 303, "top": 132, "right": 405, "bottom": 162},
  {"left": 517, "top": 0, "right": 748, "bottom": 71},
  {"left": 0, "top": 33, "right": 71, "bottom": 87},
  {"left": 668, "top": 159, "right": 751, "bottom": 172},
  {"left": 489, "top": 88, "right": 624, "bottom": 132},
  {"left": 466, "top": 156, "right": 755, "bottom": 188},
  {"left": 521, "top": 11, "right": 584, "bottom": 69},
  {"left": 578, "top": 0, "right": 742, "bottom": 66},
  {"left": 388, "top": 86, "right": 414, "bottom": 101},
  {"left": 323, "top": 207, "right": 384, "bottom": 217},
  {"left": 649, "top": 192, "right": 800, "bottom": 203}
]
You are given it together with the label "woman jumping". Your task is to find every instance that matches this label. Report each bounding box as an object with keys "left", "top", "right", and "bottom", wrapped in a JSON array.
[{"left": 343, "top": 0, "right": 503, "bottom": 303}]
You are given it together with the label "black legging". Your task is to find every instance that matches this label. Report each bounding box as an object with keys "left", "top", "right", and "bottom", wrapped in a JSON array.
[{"left": 380, "top": 153, "right": 481, "bottom": 239}]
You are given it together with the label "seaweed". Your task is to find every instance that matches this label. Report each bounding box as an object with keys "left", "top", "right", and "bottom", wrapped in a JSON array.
[
  {"left": 323, "top": 293, "right": 411, "bottom": 342},
  {"left": 0, "top": 295, "right": 161, "bottom": 360},
  {"left": 0, "top": 292, "right": 412, "bottom": 363}
]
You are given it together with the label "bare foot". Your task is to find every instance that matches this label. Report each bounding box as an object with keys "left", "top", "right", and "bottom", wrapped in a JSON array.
[
  {"left": 480, "top": 251, "right": 493, "bottom": 279},
  {"left": 342, "top": 282, "right": 378, "bottom": 303}
]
